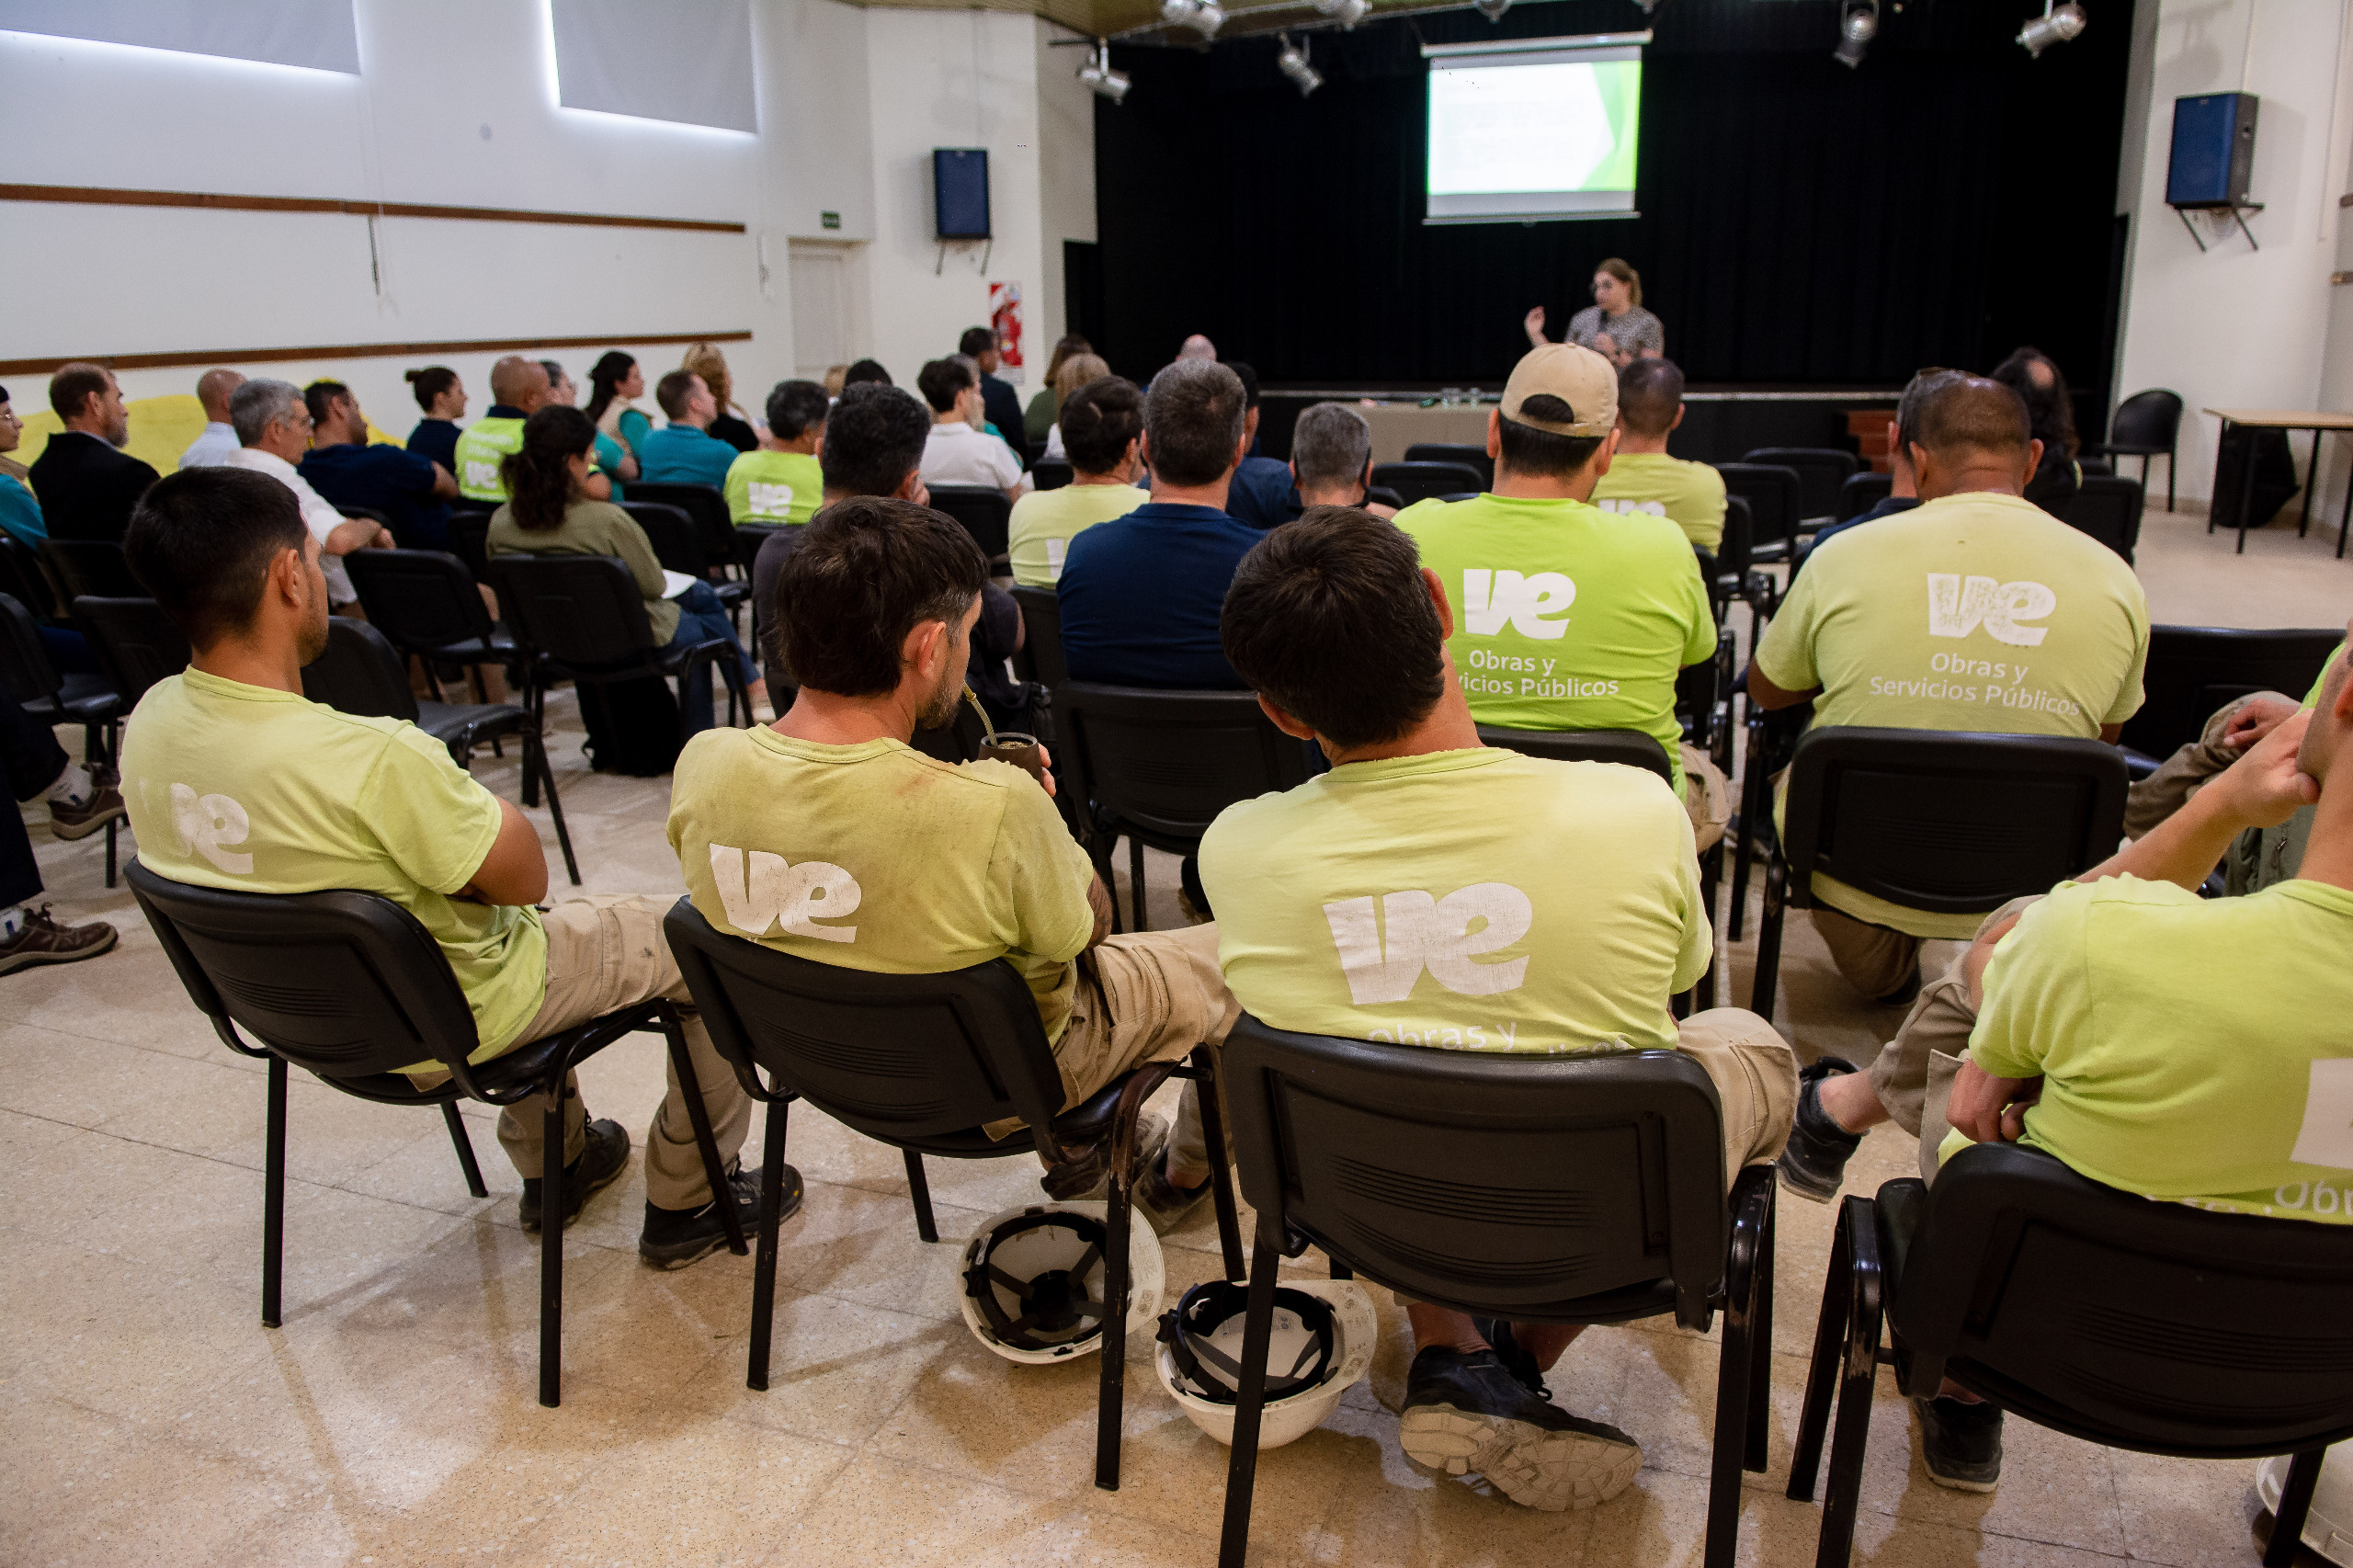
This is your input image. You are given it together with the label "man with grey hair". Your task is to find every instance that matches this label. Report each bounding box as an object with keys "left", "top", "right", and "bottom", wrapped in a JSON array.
[
  {"left": 1059, "top": 358, "right": 1257, "bottom": 689},
  {"left": 1290, "top": 401, "right": 1392, "bottom": 517},
  {"left": 219, "top": 378, "right": 389, "bottom": 609},
  {"left": 177, "top": 369, "right": 246, "bottom": 470}
]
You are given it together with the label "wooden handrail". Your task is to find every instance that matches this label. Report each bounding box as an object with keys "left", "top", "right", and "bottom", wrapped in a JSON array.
[
  {"left": 0, "top": 182, "right": 745, "bottom": 234},
  {"left": 0, "top": 331, "right": 752, "bottom": 378}
]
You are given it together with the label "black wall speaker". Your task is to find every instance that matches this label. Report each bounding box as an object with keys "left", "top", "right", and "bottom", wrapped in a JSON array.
[
  {"left": 2166, "top": 93, "right": 2257, "bottom": 210},
  {"left": 934, "top": 148, "right": 991, "bottom": 240}
]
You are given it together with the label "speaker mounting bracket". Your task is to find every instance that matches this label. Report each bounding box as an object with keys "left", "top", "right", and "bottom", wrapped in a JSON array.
[{"left": 2171, "top": 200, "right": 2263, "bottom": 254}]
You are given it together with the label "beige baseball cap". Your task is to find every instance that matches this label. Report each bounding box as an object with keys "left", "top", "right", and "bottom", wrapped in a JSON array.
[{"left": 1500, "top": 343, "right": 1618, "bottom": 437}]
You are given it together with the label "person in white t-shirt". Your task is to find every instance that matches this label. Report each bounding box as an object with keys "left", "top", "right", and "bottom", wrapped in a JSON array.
[
  {"left": 217, "top": 379, "right": 388, "bottom": 609},
  {"left": 916, "top": 357, "right": 1028, "bottom": 502}
]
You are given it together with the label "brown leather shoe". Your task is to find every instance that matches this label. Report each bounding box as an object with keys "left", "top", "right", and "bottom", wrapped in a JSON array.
[
  {"left": 47, "top": 775, "right": 127, "bottom": 842},
  {"left": 0, "top": 907, "right": 118, "bottom": 975}
]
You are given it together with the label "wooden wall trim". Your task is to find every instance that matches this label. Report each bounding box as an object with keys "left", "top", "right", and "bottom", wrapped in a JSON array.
[
  {"left": 0, "top": 332, "right": 754, "bottom": 378},
  {"left": 0, "top": 183, "right": 746, "bottom": 234}
]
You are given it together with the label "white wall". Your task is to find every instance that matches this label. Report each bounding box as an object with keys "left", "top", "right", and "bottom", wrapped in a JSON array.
[
  {"left": 2111, "top": 0, "right": 2353, "bottom": 506},
  {"left": 1034, "top": 19, "right": 1100, "bottom": 352}
]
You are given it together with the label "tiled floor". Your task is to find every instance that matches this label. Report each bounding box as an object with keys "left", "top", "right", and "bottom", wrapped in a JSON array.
[{"left": 5, "top": 503, "right": 2348, "bottom": 1567}]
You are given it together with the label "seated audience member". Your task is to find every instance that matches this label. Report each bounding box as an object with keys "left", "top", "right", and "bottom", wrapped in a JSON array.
[
  {"left": 1749, "top": 374, "right": 2150, "bottom": 1005},
  {"left": 1059, "top": 358, "right": 1258, "bottom": 688},
  {"left": 29, "top": 362, "right": 160, "bottom": 544},
  {"left": 119, "top": 467, "right": 774, "bottom": 1261},
  {"left": 1, "top": 686, "right": 124, "bottom": 975},
  {"left": 404, "top": 366, "right": 467, "bottom": 473},
  {"left": 671, "top": 496, "right": 1234, "bottom": 1223},
  {"left": 1007, "top": 377, "right": 1147, "bottom": 586},
  {"left": 221, "top": 379, "right": 388, "bottom": 612},
  {"left": 1589, "top": 359, "right": 1725, "bottom": 551},
  {"left": 2123, "top": 661, "right": 2335, "bottom": 841},
  {"left": 453, "top": 357, "right": 551, "bottom": 503},
  {"left": 842, "top": 358, "right": 893, "bottom": 389},
  {"left": 1290, "top": 400, "right": 1394, "bottom": 520},
  {"left": 959, "top": 326, "right": 1029, "bottom": 464},
  {"left": 917, "top": 358, "right": 1027, "bottom": 501},
  {"left": 0, "top": 387, "right": 45, "bottom": 548},
  {"left": 1394, "top": 345, "right": 1720, "bottom": 813},
  {"left": 486, "top": 407, "right": 766, "bottom": 730},
  {"left": 1778, "top": 642, "right": 2352, "bottom": 1491},
  {"left": 684, "top": 343, "right": 760, "bottom": 453},
  {"left": 1178, "top": 335, "right": 1217, "bottom": 361},
  {"left": 543, "top": 359, "right": 637, "bottom": 496},
  {"left": 299, "top": 380, "right": 458, "bottom": 550},
  {"left": 1221, "top": 362, "right": 1305, "bottom": 530},
  {"left": 1025, "top": 334, "right": 1092, "bottom": 442},
  {"left": 822, "top": 363, "right": 849, "bottom": 401},
  {"left": 725, "top": 380, "right": 829, "bottom": 528},
  {"left": 177, "top": 369, "right": 246, "bottom": 470},
  {"left": 1040, "top": 352, "right": 1111, "bottom": 460},
  {"left": 1201, "top": 506, "right": 1794, "bottom": 1510},
  {"left": 1990, "top": 347, "right": 2081, "bottom": 517},
  {"left": 637, "top": 371, "right": 741, "bottom": 490},
  {"left": 585, "top": 352, "right": 654, "bottom": 464},
  {"left": 1790, "top": 369, "right": 1951, "bottom": 581}
]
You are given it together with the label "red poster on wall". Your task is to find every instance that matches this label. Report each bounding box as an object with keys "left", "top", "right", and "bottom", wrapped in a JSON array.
[{"left": 989, "top": 281, "right": 1024, "bottom": 383}]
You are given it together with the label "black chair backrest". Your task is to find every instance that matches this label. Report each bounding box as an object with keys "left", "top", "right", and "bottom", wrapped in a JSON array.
[
  {"left": 1031, "top": 460, "right": 1074, "bottom": 492},
  {"left": 1897, "top": 1141, "right": 2353, "bottom": 1455},
  {"left": 1781, "top": 727, "right": 2127, "bottom": 917},
  {"left": 338, "top": 505, "right": 392, "bottom": 528},
  {"left": 41, "top": 538, "right": 142, "bottom": 600},
  {"left": 344, "top": 548, "right": 497, "bottom": 658},
  {"left": 0, "top": 592, "right": 63, "bottom": 705},
  {"left": 1836, "top": 471, "right": 1893, "bottom": 522},
  {"left": 74, "top": 596, "right": 188, "bottom": 707},
  {"left": 301, "top": 616, "right": 422, "bottom": 722},
  {"left": 1055, "top": 681, "right": 1318, "bottom": 844},
  {"left": 1370, "top": 461, "right": 1484, "bottom": 506},
  {"left": 1011, "top": 584, "right": 1066, "bottom": 689},
  {"left": 1474, "top": 724, "right": 1673, "bottom": 785},
  {"left": 2060, "top": 473, "right": 2143, "bottom": 563},
  {"left": 1740, "top": 448, "right": 1857, "bottom": 521},
  {"left": 662, "top": 898, "right": 1074, "bottom": 1150},
  {"left": 626, "top": 483, "right": 735, "bottom": 567},
  {"left": 619, "top": 501, "right": 707, "bottom": 579},
  {"left": 928, "top": 485, "right": 1012, "bottom": 558},
  {"left": 487, "top": 554, "right": 658, "bottom": 669},
  {"left": 2119, "top": 625, "right": 2344, "bottom": 759},
  {"left": 448, "top": 512, "right": 494, "bottom": 584},
  {"left": 0, "top": 534, "right": 65, "bottom": 620},
  {"left": 2107, "top": 389, "right": 2184, "bottom": 451},
  {"left": 1717, "top": 464, "right": 1802, "bottom": 552},
  {"left": 1714, "top": 494, "right": 1753, "bottom": 581},
  {"left": 1403, "top": 442, "right": 1494, "bottom": 489},
  {"left": 1222, "top": 1016, "right": 1732, "bottom": 1325}
]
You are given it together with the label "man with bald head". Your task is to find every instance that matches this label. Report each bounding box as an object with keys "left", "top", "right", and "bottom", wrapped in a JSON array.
[
  {"left": 451, "top": 355, "right": 551, "bottom": 502},
  {"left": 1748, "top": 374, "right": 2151, "bottom": 1007},
  {"left": 178, "top": 369, "right": 246, "bottom": 470},
  {"left": 1177, "top": 335, "right": 1217, "bottom": 362}
]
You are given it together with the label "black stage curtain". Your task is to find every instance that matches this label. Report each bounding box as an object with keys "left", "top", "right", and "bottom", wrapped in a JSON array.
[{"left": 1091, "top": 0, "right": 2137, "bottom": 407}]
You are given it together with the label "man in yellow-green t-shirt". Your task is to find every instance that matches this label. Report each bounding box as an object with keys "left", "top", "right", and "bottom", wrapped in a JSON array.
[
  {"left": 724, "top": 379, "right": 828, "bottom": 527},
  {"left": 116, "top": 465, "right": 770, "bottom": 1268},
  {"left": 1007, "top": 375, "right": 1147, "bottom": 586},
  {"left": 451, "top": 356, "right": 550, "bottom": 502},
  {"left": 1199, "top": 506, "right": 1795, "bottom": 1514},
  {"left": 1750, "top": 372, "right": 2150, "bottom": 1003},
  {"left": 1588, "top": 358, "right": 1726, "bottom": 551}
]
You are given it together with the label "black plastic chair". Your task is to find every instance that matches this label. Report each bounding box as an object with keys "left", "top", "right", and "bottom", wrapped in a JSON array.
[
  {"left": 1, "top": 533, "right": 67, "bottom": 620},
  {"left": 2060, "top": 473, "right": 2143, "bottom": 563},
  {"left": 1370, "top": 460, "right": 1484, "bottom": 506},
  {"left": 662, "top": 897, "right": 1242, "bottom": 1489},
  {"left": 2086, "top": 389, "right": 2183, "bottom": 512},
  {"left": 1403, "top": 441, "right": 1493, "bottom": 489},
  {"left": 1031, "top": 459, "right": 1074, "bottom": 492},
  {"left": 126, "top": 861, "right": 745, "bottom": 1407},
  {"left": 1741, "top": 448, "right": 1856, "bottom": 525},
  {"left": 1790, "top": 1141, "right": 2353, "bottom": 1567},
  {"left": 2118, "top": 624, "right": 2342, "bottom": 767},
  {"left": 343, "top": 548, "right": 523, "bottom": 706},
  {"left": 74, "top": 595, "right": 189, "bottom": 883},
  {"left": 928, "top": 485, "right": 1013, "bottom": 562},
  {"left": 1750, "top": 727, "right": 2129, "bottom": 1018},
  {"left": 620, "top": 501, "right": 745, "bottom": 619},
  {"left": 1, "top": 590, "right": 125, "bottom": 878},
  {"left": 624, "top": 482, "right": 738, "bottom": 578},
  {"left": 41, "top": 538, "right": 142, "bottom": 600},
  {"left": 1211, "top": 1016, "right": 1776, "bottom": 1568},
  {"left": 1054, "top": 682, "right": 1319, "bottom": 931},
  {"left": 1718, "top": 463, "right": 1806, "bottom": 563},
  {"left": 448, "top": 512, "right": 494, "bottom": 584},
  {"left": 1712, "top": 494, "right": 1778, "bottom": 640},
  {"left": 337, "top": 505, "right": 392, "bottom": 530},
  {"left": 1835, "top": 472, "right": 1893, "bottom": 522},
  {"left": 301, "top": 616, "right": 577, "bottom": 885},
  {"left": 1009, "top": 584, "right": 1066, "bottom": 689},
  {"left": 488, "top": 553, "right": 751, "bottom": 744}
]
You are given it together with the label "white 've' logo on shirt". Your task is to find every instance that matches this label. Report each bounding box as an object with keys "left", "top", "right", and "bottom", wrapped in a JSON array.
[
  {"left": 708, "top": 844, "right": 861, "bottom": 942},
  {"left": 463, "top": 460, "right": 501, "bottom": 491},
  {"left": 1321, "top": 884, "right": 1533, "bottom": 1004},
  {"left": 170, "top": 783, "right": 254, "bottom": 874},
  {"left": 1461, "top": 570, "right": 1575, "bottom": 641},
  {"left": 1596, "top": 499, "right": 1667, "bottom": 517},
  {"left": 2290, "top": 1059, "right": 2353, "bottom": 1171},
  {"left": 1925, "top": 574, "right": 2056, "bottom": 647},
  {"left": 1045, "top": 538, "right": 1067, "bottom": 581},
  {"left": 748, "top": 482, "right": 794, "bottom": 517}
]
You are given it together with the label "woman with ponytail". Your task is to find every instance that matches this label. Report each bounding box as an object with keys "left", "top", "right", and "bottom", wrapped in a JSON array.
[{"left": 585, "top": 351, "right": 654, "bottom": 464}]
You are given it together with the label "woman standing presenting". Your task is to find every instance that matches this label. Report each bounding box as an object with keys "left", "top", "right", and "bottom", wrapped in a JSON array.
[{"left": 1524, "top": 257, "right": 1664, "bottom": 367}]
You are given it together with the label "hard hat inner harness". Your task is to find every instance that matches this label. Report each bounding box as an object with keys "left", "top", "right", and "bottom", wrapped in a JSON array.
[{"left": 1156, "top": 1279, "right": 1339, "bottom": 1405}]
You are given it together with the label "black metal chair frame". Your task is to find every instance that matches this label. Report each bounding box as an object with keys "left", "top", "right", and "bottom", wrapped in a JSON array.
[
  {"left": 1835, "top": 471, "right": 1893, "bottom": 523},
  {"left": 661, "top": 898, "right": 1244, "bottom": 1490},
  {"left": 343, "top": 546, "right": 525, "bottom": 710},
  {"left": 126, "top": 862, "right": 745, "bottom": 1407},
  {"left": 1370, "top": 460, "right": 1485, "bottom": 506},
  {"left": 622, "top": 482, "right": 741, "bottom": 584},
  {"left": 2060, "top": 473, "right": 2144, "bottom": 564},
  {"left": 1740, "top": 447, "right": 1858, "bottom": 527},
  {"left": 2086, "top": 388, "right": 2182, "bottom": 514},
  {"left": 70, "top": 596, "right": 194, "bottom": 885},
  {"left": 927, "top": 484, "right": 1014, "bottom": 563},
  {"left": 1719, "top": 462, "right": 1807, "bottom": 564},
  {"left": 40, "top": 537, "right": 143, "bottom": 600},
  {"left": 1402, "top": 441, "right": 1494, "bottom": 489},
  {"left": 2118, "top": 624, "right": 2344, "bottom": 769},
  {"left": 620, "top": 500, "right": 747, "bottom": 634},
  {"left": 1, "top": 589, "right": 127, "bottom": 881}
]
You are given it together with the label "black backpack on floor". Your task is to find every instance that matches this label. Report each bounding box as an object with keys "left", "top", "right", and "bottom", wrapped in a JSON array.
[{"left": 575, "top": 676, "right": 684, "bottom": 777}]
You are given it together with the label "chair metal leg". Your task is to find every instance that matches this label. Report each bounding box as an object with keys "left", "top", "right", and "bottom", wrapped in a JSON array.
[
  {"left": 442, "top": 1102, "right": 488, "bottom": 1198},
  {"left": 2267, "top": 1448, "right": 2325, "bottom": 1567},
  {"left": 1698, "top": 841, "right": 1722, "bottom": 1012},
  {"left": 1706, "top": 1170, "right": 1771, "bottom": 1568},
  {"left": 1787, "top": 1197, "right": 1855, "bottom": 1502},
  {"left": 660, "top": 1006, "right": 746, "bottom": 1256},
  {"left": 1097, "top": 1136, "right": 1136, "bottom": 1491},
  {"left": 1751, "top": 851, "right": 1789, "bottom": 1020},
  {"left": 519, "top": 680, "right": 543, "bottom": 808},
  {"left": 539, "top": 1087, "right": 565, "bottom": 1409},
  {"left": 261, "top": 1055, "right": 287, "bottom": 1328},
  {"left": 1747, "top": 1176, "right": 1776, "bottom": 1472},
  {"left": 904, "top": 1150, "right": 938, "bottom": 1243},
  {"left": 1128, "top": 835, "right": 1146, "bottom": 934},
  {"left": 103, "top": 815, "right": 118, "bottom": 889},
  {"left": 1216, "top": 1228, "right": 1286, "bottom": 1568},
  {"left": 1813, "top": 1199, "right": 1884, "bottom": 1568},
  {"left": 748, "top": 1097, "right": 790, "bottom": 1392},
  {"left": 1729, "top": 720, "right": 1766, "bottom": 942},
  {"left": 1190, "top": 1048, "right": 1245, "bottom": 1282},
  {"left": 1328, "top": 1259, "right": 1352, "bottom": 1279}
]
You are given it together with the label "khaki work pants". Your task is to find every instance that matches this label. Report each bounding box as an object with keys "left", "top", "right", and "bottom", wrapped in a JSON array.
[{"left": 1863, "top": 895, "right": 2040, "bottom": 1182}]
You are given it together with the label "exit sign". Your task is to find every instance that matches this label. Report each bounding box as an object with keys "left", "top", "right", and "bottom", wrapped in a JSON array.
[{"left": 820, "top": 210, "right": 841, "bottom": 230}]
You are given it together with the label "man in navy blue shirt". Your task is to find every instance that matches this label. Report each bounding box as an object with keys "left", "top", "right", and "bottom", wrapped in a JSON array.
[
  {"left": 1789, "top": 368, "right": 1955, "bottom": 582},
  {"left": 298, "top": 381, "right": 457, "bottom": 549},
  {"left": 1220, "top": 361, "right": 1305, "bottom": 531},
  {"left": 1060, "top": 358, "right": 1259, "bottom": 688}
]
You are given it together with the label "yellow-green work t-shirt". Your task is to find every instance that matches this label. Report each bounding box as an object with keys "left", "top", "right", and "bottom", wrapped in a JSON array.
[
  {"left": 725, "top": 449, "right": 824, "bottom": 526},
  {"left": 1590, "top": 451, "right": 1728, "bottom": 552},
  {"left": 452, "top": 415, "right": 526, "bottom": 501},
  {"left": 1199, "top": 748, "right": 1710, "bottom": 1053},
  {"left": 1394, "top": 494, "right": 1717, "bottom": 790},
  {"left": 1007, "top": 483, "right": 1150, "bottom": 586},
  {"left": 666, "top": 728, "right": 1099, "bottom": 1040},
  {"left": 119, "top": 668, "right": 548, "bottom": 1064},
  {"left": 1968, "top": 875, "right": 2353, "bottom": 1221}
]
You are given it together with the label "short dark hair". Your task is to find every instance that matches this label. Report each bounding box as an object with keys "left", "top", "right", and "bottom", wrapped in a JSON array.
[
  {"left": 1496, "top": 395, "right": 1603, "bottom": 480},
  {"left": 959, "top": 326, "right": 997, "bottom": 359},
  {"left": 125, "top": 467, "right": 311, "bottom": 650},
  {"left": 1616, "top": 359, "right": 1683, "bottom": 439},
  {"left": 765, "top": 380, "right": 830, "bottom": 440},
  {"left": 819, "top": 383, "right": 933, "bottom": 498},
  {"left": 1060, "top": 377, "right": 1144, "bottom": 474},
  {"left": 1893, "top": 368, "right": 1967, "bottom": 458},
  {"left": 49, "top": 361, "right": 111, "bottom": 421},
  {"left": 778, "top": 496, "right": 986, "bottom": 697},
  {"left": 406, "top": 365, "right": 458, "bottom": 413},
  {"left": 843, "top": 358, "right": 892, "bottom": 388},
  {"left": 302, "top": 380, "right": 352, "bottom": 428},
  {"left": 1912, "top": 374, "right": 2032, "bottom": 464},
  {"left": 1226, "top": 360, "right": 1261, "bottom": 411},
  {"left": 655, "top": 369, "right": 700, "bottom": 421},
  {"left": 1222, "top": 506, "right": 1448, "bottom": 751},
  {"left": 916, "top": 357, "right": 975, "bottom": 415},
  {"left": 1143, "top": 359, "right": 1246, "bottom": 487}
]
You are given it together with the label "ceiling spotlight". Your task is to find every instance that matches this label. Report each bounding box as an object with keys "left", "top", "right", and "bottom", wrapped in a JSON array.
[
  {"left": 1312, "top": 0, "right": 1370, "bottom": 26},
  {"left": 1160, "top": 0, "right": 1223, "bottom": 35},
  {"left": 1277, "top": 33, "right": 1323, "bottom": 97},
  {"left": 1077, "top": 40, "right": 1131, "bottom": 102},
  {"left": 1833, "top": 0, "right": 1876, "bottom": 66},
  {"left": 1472, "top": 0, "right": 1511, "bottom": 20},
  {"left": 2018, "top": 1, "right": 2086, "bottom": 56}
]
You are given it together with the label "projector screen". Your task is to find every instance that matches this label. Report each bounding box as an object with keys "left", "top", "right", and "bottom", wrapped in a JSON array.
[{"left": 1423, "top": 33, "right": 1645, "bottom": 225}]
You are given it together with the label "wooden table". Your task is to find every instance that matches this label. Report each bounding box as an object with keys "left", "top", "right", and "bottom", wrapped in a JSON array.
[
  {"left": 2201, "top": 408, "right": 2353, "bottom": 556},
  {"left": 1353, "top": 402, "right": 1495, "bottom": 465}
]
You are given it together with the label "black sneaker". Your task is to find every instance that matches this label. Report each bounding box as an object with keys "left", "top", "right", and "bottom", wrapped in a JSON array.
[
  {"left": 518, "top": 1117, "right": 630, "bottom": 1232},
  {"left": 1472, "top": 1318, "right": 1550, "bottom": 1401},
  {"left": 1915, "top": 1396, "right": 2002, "bottom": 1491},
  {"left": 1777, "top": 1055, "right": 1863, "bottom": 1204},
  {"left": 1397, "top": 1346, "right": 1641, "bottom": 1511},
  {"left": 639, "top": 1163, "right": 800, "bottom": 1269}
]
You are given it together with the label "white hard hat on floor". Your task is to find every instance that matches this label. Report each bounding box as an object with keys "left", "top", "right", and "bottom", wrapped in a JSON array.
[
  {"left": 1154, "top": 1276, "right": 1376, "bottom": 1449},
  {"left": 958, "top": 1200, "right": 1165, "bottom": 1365},
  {"left": 2259, "top": 1445, "right": 2353, "bottom": 1565}
]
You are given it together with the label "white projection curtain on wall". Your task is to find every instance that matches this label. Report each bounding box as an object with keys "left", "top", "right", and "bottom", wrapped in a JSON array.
[
  {"left": 550, "top": 0, "right": 757, "bottom": 134},
  {"left": 0, "top": 0, "right": 360, "bottom": 73}
]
